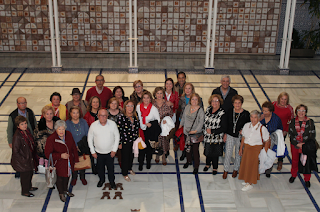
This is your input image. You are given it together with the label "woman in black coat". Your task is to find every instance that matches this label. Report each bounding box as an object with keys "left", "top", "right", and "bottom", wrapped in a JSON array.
[
  {"left": 11, "top": 116, "right": 39, "bottom": 197},
  {"left": 113, "top": 86, "right": 129, "bottom": 110}
]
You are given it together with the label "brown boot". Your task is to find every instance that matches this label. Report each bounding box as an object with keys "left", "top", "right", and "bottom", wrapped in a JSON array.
[
  {"left": 277, "top": 161, "right": 283, "bottom": 171},
  {"left": 232, "top": 170, "right": 238, "bottom": 178},
  {"left": 222, "top": 171, "right": 228, "bottom": 179}
]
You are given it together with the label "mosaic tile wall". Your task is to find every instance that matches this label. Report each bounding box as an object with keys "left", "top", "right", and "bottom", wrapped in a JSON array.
[
  {"left": 276, "top": 1, "right": 320, "bottom": 55},
  {"left": 0, "top": 0, "right": 283, "bottom": 53}
]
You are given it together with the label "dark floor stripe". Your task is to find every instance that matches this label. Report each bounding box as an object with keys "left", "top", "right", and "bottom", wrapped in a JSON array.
[
  {"left": 313, "top": 171, "right": 320, "bottom": 183},
  {"left": 286, "top": 156, "right": 320, "bottom": 211},
  {"left": 0, "top": 68, "right": 15, "bottom": 89},
  {"left": 99, "top": 68, "right": 103, "bottom": 75},
  {"left": 249, "top": 70, "right": 271, "bottom": 102},
  {"left": 312, "top": 71, "right": 320, "bottom": 80},
  {"left": 175, "top": 69, "right": 178, "bottom": 76},
  {"left": 238, "top": 70, "right": 262, "bottom": 110},
  {"left": 194, "top": 173, "right": 205, "bottom": 212},
  {"left": 63, "top": 184, "right": 73, "bottom": 212},
  {"left": 164, "top": 69, "right": 168, "bottom": 79},
  {"left": 0, "top": 68, "right": 27, "bottom": 107},
  {"left": 81, "top": 68, "right": 91, "bottom": 98},
  {"left": 41, "top": 188, "right": 53, "bottom": 212},
  {"left": 174, "top": 152, "right": 185, "bottom": 212}
]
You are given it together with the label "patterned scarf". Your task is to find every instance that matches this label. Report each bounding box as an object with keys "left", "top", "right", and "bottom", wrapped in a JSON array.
[
  {"left": 140, "top": 103, "right": 152, "bottom": 124},
  {"left": 295, "top": 115, "right": 307, "bottom": 143},
  {"left": 20, "top": 129, "right": 39, "bottom": 171}
]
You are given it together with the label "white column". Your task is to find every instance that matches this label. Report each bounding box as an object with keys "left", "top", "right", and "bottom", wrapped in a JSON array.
[
  {"left": 205, "top": 0, "right": 213, "bottom": 68},
  {"left": 53, "top": 0, "right": 61, "bottom": 67},
  {"left": 48, "top": 0, "right": 56, "bottom": 67},
  {"left": 284, "top": 0, "right": 297, "bottom": 69},
  {"left": 210, "top": 0, "right": 218, "bottom": 67},
  {"left": 279, "top": 0, "right": 292, "bottom": 69},
  {"left": 134, "top": 0, "right": 138, "bottom": 67},
  {"left": 129, "top": 0, "right": 133, "bottom": 67}
]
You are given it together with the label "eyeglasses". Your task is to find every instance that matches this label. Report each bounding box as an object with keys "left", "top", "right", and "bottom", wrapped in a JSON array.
[
  {"left": 297, "top": 109, "right": 306, "bottom": 112},
  {"left": 135, "top": 85, "right": 141, "bottom": 88},
  {"left": 126, "top": 105, "right": 134, "bottom": 107},
  {"left": 98, "top": 115, "right": 108, "bottom": 117},
  {"left": 17, "top": 102, "right": 27, "bottom": 105},
  {"left": 212, "top": 100, "right": 219, "bottom": 102},
  {"left": 96, "top": 79, "right": 104, "bottom": 82}
]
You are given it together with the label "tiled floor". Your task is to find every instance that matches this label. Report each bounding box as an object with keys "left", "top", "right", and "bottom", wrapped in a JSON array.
[{"left": 0, "top": 58, "right": 320, "bottom": 212}]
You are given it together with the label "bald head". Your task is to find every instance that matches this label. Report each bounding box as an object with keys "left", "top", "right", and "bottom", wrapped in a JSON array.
[
  {"left": 98, "top": 109, "right": 108, "bottom": 125},
  {"left": 16, "top": 97, "right": 27, "bottom": 111}
]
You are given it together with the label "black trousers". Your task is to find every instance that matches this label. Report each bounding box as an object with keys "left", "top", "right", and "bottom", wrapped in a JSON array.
[
  {"left": 72, "top": 170, "right": 85, "bottom": 180},
  {"left": 97, "top": 152, "right": 115, "bottom": 183},
  {"left": 138, "top": 140, "right": 152, "bottom": 167},
  {"left": 186, "top": 142, "right": 200, "bottom": 169},
  {"left": 56, "top": 176, "right": 69, "bottom": 194},
  {"left": 20, "top": 170, "right": 33, "bottom": 194},
  {"left": 121, "top": 142, "right": 134, "bottom": 176},
  {"left": 206, "top": 156, "right": 219, "bottom": 169}
]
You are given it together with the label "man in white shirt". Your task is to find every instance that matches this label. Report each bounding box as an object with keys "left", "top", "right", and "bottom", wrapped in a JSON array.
[{"left": 88, "top": 109, "right": 120, "bottom": 188}]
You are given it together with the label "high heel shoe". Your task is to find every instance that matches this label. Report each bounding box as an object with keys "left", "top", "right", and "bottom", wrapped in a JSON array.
[{"left": 180, "top": 150, "right": 186, "bottom": 161}]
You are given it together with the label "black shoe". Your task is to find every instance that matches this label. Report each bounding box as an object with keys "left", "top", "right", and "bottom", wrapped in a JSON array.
[
  {"left": 212, "top": 170, "right": 217, "bottom": 175},
  {"left": 110, "top": 182, "right": 116, "bottom": 189},
  {"left": 21, "top": 192, "right": 34, "bottom": 197},
  {"left": 146, "top": 163, "right": 151, "bottom": 169},
  {"left": 138, "top": 165, "right": 143, "bottom": 171},
  {"left": 183, "top": 162, "right": 191, "bottom": 169},
  {"left": 305, "top": 181, "right": 311, "bottom": 188},
  {"left": 97, "top": 181, "right": 105, "bottom": 187},
  {"left": 30, "top": 187, "right": 38, "bottom": 191},
  {"left": 266, "top": 174, "right": 270, "bottom": 178},
  {"left": 289, "top": 176, "right": 296, "bottom": 183},
  {"left": 59, "top": 194, "right": 66, "bottom": 202},
  {"left": 203, "top": 166, "right": 209, "bottom": 172},
  {"left": 180, "top": 150, "right": 186, "bottom": 161},
  {"left": 193, "top": 168, "right": 198, "bottom": 175}
]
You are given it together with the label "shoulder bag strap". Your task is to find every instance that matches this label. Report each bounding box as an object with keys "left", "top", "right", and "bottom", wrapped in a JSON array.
[
  {"left": 260, "top": 125, "right": 263, "bottom": 145},
  {"left": 189, "top": 109, "right": 200, "bottom": 132}
]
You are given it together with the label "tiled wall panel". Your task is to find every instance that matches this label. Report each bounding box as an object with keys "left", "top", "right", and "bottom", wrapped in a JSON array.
[{"left": 0, "top": 0, "right": 282, "bottom": 53}]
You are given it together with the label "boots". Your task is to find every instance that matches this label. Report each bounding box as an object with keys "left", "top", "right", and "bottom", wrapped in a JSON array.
[{"left": 180, "top": 149, "right": 186, "bottom": 161}]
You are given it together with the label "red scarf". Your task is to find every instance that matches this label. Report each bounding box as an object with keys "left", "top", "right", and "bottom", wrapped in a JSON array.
[
  {"left": 20, "top": 129, "right": 39, "bottom": 171},
  {"left": 140, "top": 103, "right": 152, "bottom": 124},
  {"left": 295, "top": 116, "right": 307, "bottom": 143}
]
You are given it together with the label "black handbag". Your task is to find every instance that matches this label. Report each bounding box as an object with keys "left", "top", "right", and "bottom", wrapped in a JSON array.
[{"left": 204, "top": 142, "right": 224, "bottom": 157}]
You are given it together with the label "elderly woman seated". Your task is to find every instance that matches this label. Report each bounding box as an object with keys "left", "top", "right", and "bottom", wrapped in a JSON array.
[
  {"left": 45, "top": 120, "right": 79, "bottom": 202},
  {"left": 238, "top": 110, "right": 270, "bottom": 191}
]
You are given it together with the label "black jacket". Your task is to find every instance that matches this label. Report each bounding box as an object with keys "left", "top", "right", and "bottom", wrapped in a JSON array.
[
  {"left": 143, "top": 120, "right": 162, "bottom": 143},
  {"left": 299, "top": 138, "right": 318, "bottom": 174},
  {"left": 10, "top": 108, "right": 36, "bottom": 137},
  {"left": 211, "top": 86, "right": 238, "bottom": 112}
]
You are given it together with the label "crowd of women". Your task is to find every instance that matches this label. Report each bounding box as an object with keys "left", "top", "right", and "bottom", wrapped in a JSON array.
[{"left": 10, "top": 73, "right": 318, "bottom": 201}]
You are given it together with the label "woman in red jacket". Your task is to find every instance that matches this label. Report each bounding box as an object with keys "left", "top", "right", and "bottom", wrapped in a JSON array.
[
  {"left": 83, "top": 96, "right": 102, "bottom": 127},
  {"left": 45, "top": 120, "right": 79, "bottom": 202}
]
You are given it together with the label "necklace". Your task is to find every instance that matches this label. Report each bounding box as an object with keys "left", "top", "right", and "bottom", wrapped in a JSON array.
[
  {"left": 73, "top": 121, "right": 82, "bottom": 136},
  {"left": 233, "top": 109, "right": 241, "bottom": 133}
]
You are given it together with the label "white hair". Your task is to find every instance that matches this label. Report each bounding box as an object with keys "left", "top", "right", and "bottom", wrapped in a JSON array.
[
  {"left": 250, "top": 110, "right": 261, "bottom": 118},
  {"left": 54, "top": 120, "right": 67, "bottom": 130},
  {"left": 221, "top": 75, "right": 231, "bottom": 83}
]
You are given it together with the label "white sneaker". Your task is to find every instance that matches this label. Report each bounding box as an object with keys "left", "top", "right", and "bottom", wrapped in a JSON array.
[
  {"left": 242, "top": 182, "right": 248, "bottom": 186},
  {"left": 242, "top": 184, "right": 253, "bottom": 191}
]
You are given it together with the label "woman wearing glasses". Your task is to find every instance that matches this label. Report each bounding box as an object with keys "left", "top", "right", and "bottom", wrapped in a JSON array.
[
  {"left": 288, "top": 104, "right": 316, "bottom": 188},
  {"left": 130, "top": 80, "right": 146, "bottom": 106}
]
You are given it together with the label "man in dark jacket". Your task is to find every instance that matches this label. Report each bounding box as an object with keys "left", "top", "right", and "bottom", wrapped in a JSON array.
[
  {"left": 211, "top": 76, "right": 238, "bottom": 112},
  {"left": 7, "top": 97, "right": 37, "bottom": 178}
]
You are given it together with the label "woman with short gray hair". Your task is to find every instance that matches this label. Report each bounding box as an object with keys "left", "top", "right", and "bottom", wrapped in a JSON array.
[
  {"left": 45, "top": 120, "right": 79, "bottom": 202},
  {"left": 238, "top": 110, "right": 270, "bottom": 191}
]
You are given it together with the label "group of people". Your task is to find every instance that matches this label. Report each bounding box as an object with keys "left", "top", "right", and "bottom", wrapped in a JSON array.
[{"left": 8, "top": 73, "right": 318, "bottom": 201}]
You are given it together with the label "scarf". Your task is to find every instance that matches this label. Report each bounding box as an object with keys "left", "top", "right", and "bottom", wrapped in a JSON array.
[
  {"left": 295, "top": 116, "right": 307, "bottom": 143},
  {"left": 20, "top": 129, "right": 39, "bottom": 171},
  {"left": 140, "top": 103, "right": 152, "bottom": 124}
]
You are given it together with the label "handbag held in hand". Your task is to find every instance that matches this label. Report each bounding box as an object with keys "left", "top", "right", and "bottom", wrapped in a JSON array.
[
  {"left": 45, "top": 153, "right": 57, "bottom": 188},
  {"left": 74, "top": 154, "right": 91, "bottom": 171}
]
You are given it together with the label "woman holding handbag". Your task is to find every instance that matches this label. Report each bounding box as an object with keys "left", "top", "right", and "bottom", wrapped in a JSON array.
[
  {"left": 117, "top": 100, "right": 140, "bottom": 182},
  {"left": 45, "top": 120, "right": 79, "bottom": 202},
  {"left": 66, "top": 106, "right": 89, "bottom": 186},
  {"left": 203, "top": 94, "right": 227, "bottom": 175},
  {"left": 180, "top": 93, "right": 205, "bottom": 174}
]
